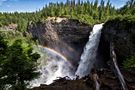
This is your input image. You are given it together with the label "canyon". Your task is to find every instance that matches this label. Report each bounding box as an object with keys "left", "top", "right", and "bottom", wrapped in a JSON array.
[{"left": 28, "top": 17, "right": 135, "bottom": 90}]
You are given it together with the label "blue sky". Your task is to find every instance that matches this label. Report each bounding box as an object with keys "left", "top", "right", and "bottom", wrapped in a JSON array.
[{"left": 0, "top": 0, "right": 128, "bottom": 13}]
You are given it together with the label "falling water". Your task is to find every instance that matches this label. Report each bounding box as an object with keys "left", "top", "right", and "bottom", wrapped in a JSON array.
[
  {"left": 29, "top": 23, "right": 104, "bottom": 88},
  {"left": 29, "top": 46, "right": 75, "bottom": 87},
  {"left": 75, "top": 23, "right": 103, "bottom": 78}
]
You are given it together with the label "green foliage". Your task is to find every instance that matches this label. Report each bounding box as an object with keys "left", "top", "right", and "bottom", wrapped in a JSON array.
[
  {"left": 118, "top": 0, "right": 135, "bottom": 15},
  {"left": 0, "top": 0, "right": 134, "bottom": 89},
  {"left": 0, "top": 36, "right": 40, "bottom": 89},
  {"left": 0, "top": 35, "right": 7, "bottom": 62},
  {"left": 39, "top": 0, "right": 115, "bottom": 24},
  {"left": 104, "top": 15, "right": 135, "bottom": 27},
  {"left": 0, "top": 0, "right": 134, "bottom": 27},
  {"left": 0, "top": 12, "right": 41, "bottom": 32},
  {"left": 17, "top": 19, "right": 28, "bottom": 32},
  {"left": 114, "top": 15, "right": 135, "bottom": 21},
  {"left": 123, "top": 55, "right": 135, "bottom": 69}
]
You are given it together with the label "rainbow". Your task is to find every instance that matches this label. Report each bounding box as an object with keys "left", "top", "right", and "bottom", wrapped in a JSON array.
[{"left": 37, "top": 45, "right": 74, "bottom": 68}]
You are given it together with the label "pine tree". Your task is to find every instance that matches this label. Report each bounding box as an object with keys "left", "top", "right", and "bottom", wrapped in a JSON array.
[{"left": 0, "top": 39, "right": 40, "bottom": 89}]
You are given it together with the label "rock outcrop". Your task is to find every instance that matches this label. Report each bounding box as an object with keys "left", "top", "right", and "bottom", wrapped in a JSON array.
[
  {"left": 0, "top": 23, "right": 17, "bottom": 31},
  {"left": 100, "top": 18, "right": 135, "bottom": 64},
  {"left": 28, "top": 17, "right": 135, "bottom": 90},
  {"left": 28, "top": 17, "right": 92, "bottom": 66},
  {"left": 29, "top": 68, "right": 135, "bottom": 90}
]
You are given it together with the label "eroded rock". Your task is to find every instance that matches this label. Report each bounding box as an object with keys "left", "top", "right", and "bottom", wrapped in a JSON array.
[{"left": 28, "top": 17, "right": 92, "bottom": 66}]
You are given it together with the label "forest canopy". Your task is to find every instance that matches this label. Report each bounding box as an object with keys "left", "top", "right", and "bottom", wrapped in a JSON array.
[
  {"left": 0, "top": 0, "right": 135, "bottom": 31},
  {"left": 0, "top": 0, "right": 135, "bottom": 89}
]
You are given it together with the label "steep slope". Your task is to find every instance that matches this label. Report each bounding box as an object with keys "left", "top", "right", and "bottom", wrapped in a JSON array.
[
  {"left": 28, "top": 17, "right": 135, "bottom": 90},
  {"left": 100, "top": 16, "right": 135, "bottom": 64},
  {"left": 28, "top": 17, "right": 92, "bottom": 66}
]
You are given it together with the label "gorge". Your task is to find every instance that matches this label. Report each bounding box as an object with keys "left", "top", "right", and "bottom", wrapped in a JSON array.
[
  {"left": 28, "top": 17, "right": 135, "bottom": 90},
  {"left": 1, "top": 0, "right": 135, "bottom": 90},
  {"left": 29, "top": 22, "right": 103, "bottom": 88}
]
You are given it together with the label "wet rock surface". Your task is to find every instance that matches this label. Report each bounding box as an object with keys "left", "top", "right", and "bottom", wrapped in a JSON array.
[
  {"left": 28, "top": 18, "right": 135, "bottom": 90},
  {"left": 29, "top": 68, "right": 135, "bottom": 90},
  {"left": 28, "top": 17, "right": 92, "bottom": 66}
]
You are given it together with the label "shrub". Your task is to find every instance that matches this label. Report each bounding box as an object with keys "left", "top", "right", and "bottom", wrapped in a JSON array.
[{"left": 123, "top": 55, "right": 135, "bottom": 69}]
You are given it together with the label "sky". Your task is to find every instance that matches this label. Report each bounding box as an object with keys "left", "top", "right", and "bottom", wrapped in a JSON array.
[{"left": 0, "top": 0, "right": 129, "bottom": 13}]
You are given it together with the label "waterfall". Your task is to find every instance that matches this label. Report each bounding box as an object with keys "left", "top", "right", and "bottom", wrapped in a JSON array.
[
  {"left": 75, "top": 23, "right": 103, "bottom": 78},
  {"left": 29, "top": 46, "right": 75, "bottom": 87},
  {"left": 110, "top": 43, "right": 127, "bottom": 90},
  {"left": 29, "top": 23, "right": 103, "bottom": 88}
]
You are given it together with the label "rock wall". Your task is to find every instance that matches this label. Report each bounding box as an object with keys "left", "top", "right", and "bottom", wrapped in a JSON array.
[
  {"left": 28, "top": 17, "right": 135, "bottom": 90},
  {"left": 100, "top": 18, "right": 135, "bottom": 64},
  {"left": 28, "top": 17, "right": 92, "bottom": 66},
  {"left": 29, "top": 68, "right": 135, "bottom": 90}
]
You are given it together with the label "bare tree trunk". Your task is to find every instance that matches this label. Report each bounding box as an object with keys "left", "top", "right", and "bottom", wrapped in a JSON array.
[
  {"left": 91, "top": 68, "right": 100, "bottom": 90},
  {"left": 110, "top": 42, "right": 128, "bottom": 90}
]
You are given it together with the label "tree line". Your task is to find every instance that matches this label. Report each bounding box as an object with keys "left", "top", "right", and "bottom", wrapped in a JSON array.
[
  {"left": 0, "top": 0, "right": 135, "bottom": 89},
  {"left": 0, "top": 0, "right": 135, "bottom": 31},
  {"left": 40, "top": 0, "right": 116, "bottom": 24}
]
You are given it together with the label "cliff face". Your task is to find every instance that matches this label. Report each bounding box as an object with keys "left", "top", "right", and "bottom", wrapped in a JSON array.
[
  {"left": 28, "top": 17, "right": 135, "bottom": 90},
  {"left": 28, "top": 17, "right": 92, "bottom": 66},
  {"left": 28, "top": 17, "right": 135, "bottom": 67},
  {"left": 100, "top": 18, "right": 135, "bottom": 64}
]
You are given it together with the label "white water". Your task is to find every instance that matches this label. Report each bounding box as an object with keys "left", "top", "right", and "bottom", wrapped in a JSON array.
[
  {"left": 29, "top": 46, "right": 75, "bottom": 87},
  {"left": 29, "top": 23, "right": 104, "bottom": 87},
  {"left": 75, "top": 23, "right": 103, "bottom": 78},
  {"left": 96, "top": 80, "right": 100, "bottom": 90}
]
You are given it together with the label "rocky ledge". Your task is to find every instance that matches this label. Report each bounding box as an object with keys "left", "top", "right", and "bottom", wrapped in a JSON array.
[
  {"left": 28, "top": 17, "right": 92, "bottom": 66},
  {"left": 100, "top": 18, "right": 135, "bottom": 64},
  {"left": 28, "top": 17, "right": 135, "bottom": 90},
  {"left": 29, "top": 68, "right": 135, "bottom": 90}
]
